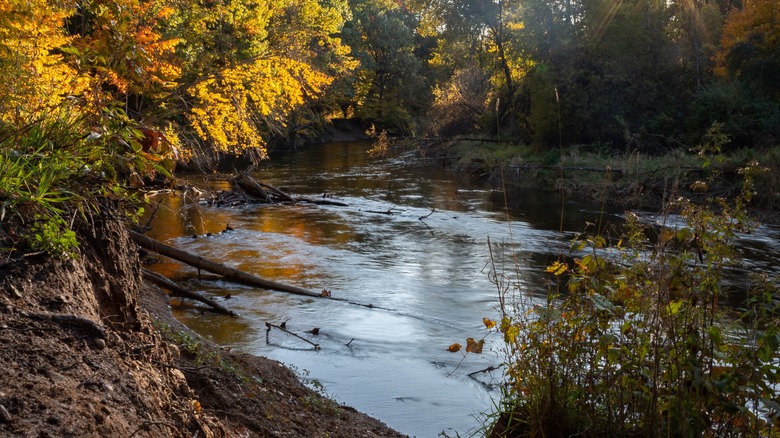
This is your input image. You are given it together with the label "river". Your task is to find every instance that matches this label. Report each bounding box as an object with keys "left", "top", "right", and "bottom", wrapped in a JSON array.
[{"left": 145, "top": 141, "right": 780, "bottom": 437}]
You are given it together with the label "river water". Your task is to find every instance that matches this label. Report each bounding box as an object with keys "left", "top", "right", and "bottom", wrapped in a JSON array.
[{"left": 145, "top": 141, "right": 780, "bottom": 437}]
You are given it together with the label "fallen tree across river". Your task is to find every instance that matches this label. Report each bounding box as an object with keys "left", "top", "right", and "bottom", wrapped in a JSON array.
[
  {"left": 130, "top": 231, "right": 392, "bottom": 311},
  {"left": 130, "top": 231, "right": 324, "bottom": 299}
]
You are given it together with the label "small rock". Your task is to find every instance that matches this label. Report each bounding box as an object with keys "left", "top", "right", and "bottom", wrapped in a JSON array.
[
  {"left": 107, "top": 332, "right": 121, "bottom": 347},
  {"left": 93, "top": 338, "right": 106, "bottom": 350},
  {"left": 46, "top": 415, "right": 61, "bottom": 425},
  {"left": 168, "top": 343, "right": 180, "bottom": 360},
  {"left": 0, "top": 404, "right": 11, "bottom": 423},
  {"left": 9, "top": 285, "right": 22, "bottom": 299}
]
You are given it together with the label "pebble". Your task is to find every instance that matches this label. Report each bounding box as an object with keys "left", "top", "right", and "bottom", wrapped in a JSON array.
[
  {"left": 167, "top": 343, "right": 180, "bottom": 360},
  {"left": 0, "top": 404, "right": 10, "bottom": 423},
  {"left": 93, "top": 338, "right": 106, "bottom": 350},
  {"left": 9, "top": 285, "right": 22, "bottom": 299}
]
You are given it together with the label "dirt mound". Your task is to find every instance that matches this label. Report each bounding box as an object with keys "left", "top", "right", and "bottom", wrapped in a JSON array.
[{"left": 0, "top": 210, "right": 406, "bottom": 437}]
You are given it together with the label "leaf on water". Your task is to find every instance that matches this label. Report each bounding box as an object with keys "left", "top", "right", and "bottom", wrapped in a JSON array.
[
  {"left": 483, "top": 317, "right": 496, "bottom": 329},
  {"left": 447, "top": 343, "right": 462, "bottom": 353},
  {"left": 466, "top": 338, "right": 484, "bottom": 354}
]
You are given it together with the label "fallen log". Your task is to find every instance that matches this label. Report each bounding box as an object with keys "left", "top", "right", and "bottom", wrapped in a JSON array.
[
  {"left": 232, "top": 174, "right": 272, "bottom": 202},
  {"left": 232, "top": 174, "right": 299, "bottom": 203},
  {"left": 295, "top": 196, "right": 349, "bottom": 207},
  {"left": 256, "top": 180, "right": 296, "bottom": 203},
  {"left": 129, "top": 231, "right": 323, "bottom": 299},
  {"left": 142, "top": 268, "right": 238, "bottom": 317}
]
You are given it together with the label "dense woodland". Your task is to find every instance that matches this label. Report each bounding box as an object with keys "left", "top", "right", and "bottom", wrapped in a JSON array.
[{"left": 2, "top": 0, "right": 778, "bottom": 161}]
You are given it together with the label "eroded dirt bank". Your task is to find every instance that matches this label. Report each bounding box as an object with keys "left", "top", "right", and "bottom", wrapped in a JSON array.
[{"left": 0, "top": 210, "right": 407, "bottom": 437}]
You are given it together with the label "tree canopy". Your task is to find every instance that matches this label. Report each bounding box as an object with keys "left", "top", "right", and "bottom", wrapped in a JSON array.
[{"left": 0, "top": 0, "right": 778, "bottom": 162}]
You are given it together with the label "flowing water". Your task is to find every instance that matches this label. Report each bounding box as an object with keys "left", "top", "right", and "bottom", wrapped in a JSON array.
[{"left": 145, "top": 141, "right": 780, "bottom": 437}]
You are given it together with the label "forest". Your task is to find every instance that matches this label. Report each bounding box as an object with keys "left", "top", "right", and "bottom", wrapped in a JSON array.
[
  {"left": 2, "top": 0, "right": 778, "bottom": 159},
  {"left": 3, "top": 0, "right": 778, "bottom": 248}
]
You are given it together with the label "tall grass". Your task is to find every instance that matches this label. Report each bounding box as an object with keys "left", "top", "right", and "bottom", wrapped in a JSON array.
[{"left": 0, "top": 103, "right": 167, "bottom": 258}]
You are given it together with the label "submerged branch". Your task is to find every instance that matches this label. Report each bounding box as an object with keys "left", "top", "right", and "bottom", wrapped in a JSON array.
[{"left": 142, "top": 268, "right": 239, "bottom": 317}]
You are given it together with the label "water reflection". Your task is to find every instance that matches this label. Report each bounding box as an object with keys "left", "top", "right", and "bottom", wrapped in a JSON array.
[{"left": 146, "top": 142, "right": 780, "bottom": 437}]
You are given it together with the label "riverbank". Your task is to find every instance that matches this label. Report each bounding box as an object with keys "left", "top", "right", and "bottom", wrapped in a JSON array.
[
  {"left": 410, "top": 137, "right": 780, "bottom": 220},
  {"left": 0, "top": 210, "right": 407, "bottom": 437}
]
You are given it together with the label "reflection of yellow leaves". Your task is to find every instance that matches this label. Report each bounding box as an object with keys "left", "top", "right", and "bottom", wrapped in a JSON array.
[
  {"left": 447, "top": 343, "right": 462, "bottom": 353},
  {"left": 465, "top": 338, "right": 484, "bottom": 354},
  {"left": 483, "top": 317, "right": 496, "bottom": 329},
  {"left": 321, "top": 289, "right": 331, "bottom": 297},
  {"left": 546, "top": 260, "right": 568, "bottom": 276}
]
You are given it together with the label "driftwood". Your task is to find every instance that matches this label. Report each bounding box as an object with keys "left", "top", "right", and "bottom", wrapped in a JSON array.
[
  {"left": 366, "top": 206, "right": 400, "bottom": 215},
  {"left": 257, "top": 180, "right": 296, "bottom": 203},
  {"left": 295, "top": 196, "right": 349, "bottom": 207},
  {"left": 129, "top": 231, "right": 323, "bottom": 299},
  {"left": 232, "top": 174, "right": 272, "bottom": 201},
  {"left": 142, "top": 268, "right": 238, "bottom": 317},
  {"left": 265, "top": 322, "right": 320, "bottom": 350},
  {"left": 418, "top": 208, "right": 435, "bottom": 221},
  {"left": 231, "top": 174, "right": 349, "bottom": 207},
  {"left": 232, "top": 174, "right": 297, "bottom": 203}
]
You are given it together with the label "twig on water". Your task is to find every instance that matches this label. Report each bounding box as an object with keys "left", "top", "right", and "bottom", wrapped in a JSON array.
[
  {"left": 467, "top": 364, "right": 500, "bottom": 378},
  {"left": 265, "top": 322, "right": 320, "bottom": 350},
  {"left": 418, "top": 208, "right": 435, "bottom": 221}
]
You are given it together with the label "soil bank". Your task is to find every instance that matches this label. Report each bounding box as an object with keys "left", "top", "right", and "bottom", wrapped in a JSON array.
[{"left": 0, "top": 210, "right": 407, "bottom": 437}]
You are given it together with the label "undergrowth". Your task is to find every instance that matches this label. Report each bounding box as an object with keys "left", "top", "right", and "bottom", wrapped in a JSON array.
[
  {"left": 462, "top": 130, "right": 780, "bottom": 436},
  {"left": 0, "top": 102, "right": 174, "bottom": 259}
]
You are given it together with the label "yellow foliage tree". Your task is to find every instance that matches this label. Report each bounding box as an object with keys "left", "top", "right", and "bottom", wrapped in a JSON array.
[
  {"left": 188, "top": 57, "right": 332, "bottom": 157},
  {"left": 69, "top": 0, "right": 182, "bottom": 98},
  {"left": 0, "top": 0, "right": 89, "bottom": 124},
  {"left": 181, "top": 0, "right": 353, "bottom": 156},
  {"left": 716, "top": 0, "right": 780, "bottom": 79}
]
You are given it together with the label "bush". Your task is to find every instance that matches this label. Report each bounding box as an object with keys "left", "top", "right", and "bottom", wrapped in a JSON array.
[{"left": 477, "top": 148, "right": 780, "bottom": 436}]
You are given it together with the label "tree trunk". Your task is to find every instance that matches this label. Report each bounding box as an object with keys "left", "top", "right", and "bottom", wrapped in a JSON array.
[{"left": 129, "top": 231, "right": 323, "bottom": 299}]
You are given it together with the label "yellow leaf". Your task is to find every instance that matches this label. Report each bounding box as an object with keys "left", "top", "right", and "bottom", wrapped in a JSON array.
[
  {"left": 483, "top": 317, "right": 496, "bottom": 329},
  {"left": 546, "top": 260, "right": 568, "bottom": 276},
  {"left": 447, "top": 343, "right": 462, "bottom": 353}
]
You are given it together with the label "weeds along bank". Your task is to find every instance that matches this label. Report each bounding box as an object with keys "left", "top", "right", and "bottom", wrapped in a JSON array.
[
  {"left": 444, "top": 143, "right": 780, "bottom": 436},
  {"left": 421, "top": 127, "right": 780, "bottom": 216}
]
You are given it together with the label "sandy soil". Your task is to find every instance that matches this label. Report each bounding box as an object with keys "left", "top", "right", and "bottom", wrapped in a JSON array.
[{"left": 0, "top": 211, "right": 407, "bottom": 437}]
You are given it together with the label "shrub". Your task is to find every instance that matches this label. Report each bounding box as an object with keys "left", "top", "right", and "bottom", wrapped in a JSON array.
[{"left": 478, "top": 143, "right": 780, "bottom": 436}]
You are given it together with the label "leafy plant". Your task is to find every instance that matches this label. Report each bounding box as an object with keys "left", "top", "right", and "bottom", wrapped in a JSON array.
[{"left": 30, "top": 216, "right": 79, "bottom": 258}]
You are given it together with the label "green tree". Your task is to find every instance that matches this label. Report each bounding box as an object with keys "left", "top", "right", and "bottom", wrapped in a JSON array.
[{"left": 342, "top": 0, "right": 432, "bottom": 133}]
